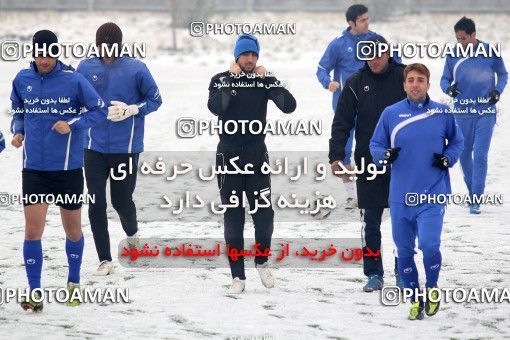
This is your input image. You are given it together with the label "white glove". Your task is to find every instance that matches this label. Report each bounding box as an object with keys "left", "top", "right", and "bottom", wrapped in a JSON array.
[{"left": 107, "top": 100, "right": 139, "bottom": 122}]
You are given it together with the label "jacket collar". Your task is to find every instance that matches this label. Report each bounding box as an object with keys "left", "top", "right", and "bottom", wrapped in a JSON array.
[
  {"left": 30, "top": 60, "right": 63, "bottom": 78},
  {"left": 406, "top": 94, "right": 431, "bottom": 110},
  {"left": 342, "top": 27, "right": 373, "bottom": 42},
  {"left": 99, "top": 56, "right": 127, "bottom": 65}
]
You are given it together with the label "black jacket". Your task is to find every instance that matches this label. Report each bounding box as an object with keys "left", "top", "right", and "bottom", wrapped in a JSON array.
[
  {"left": 329, "top": 59, "right": 406, "bottom": 208},
  {"left": 208, "top": 71, "right": 296, "bottom": 146}
]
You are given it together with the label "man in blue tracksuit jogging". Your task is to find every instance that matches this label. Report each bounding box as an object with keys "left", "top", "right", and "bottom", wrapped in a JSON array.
[
  {"left": 370, "top": 63, "right": 464, "bottom": 320},
  {"left": 77, "top": 22, "right": 162, "bottom": 275},
  {"left": 440, "top": 16, "right": 507, "bottom": 214},
  {"left": 316, "top": 4, "right": 375, "bottom": 209},
  {"left": 10, "top": 30, "right": 107, "bottom": 311}
]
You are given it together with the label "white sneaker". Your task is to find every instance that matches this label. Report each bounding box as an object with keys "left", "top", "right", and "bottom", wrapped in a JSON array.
[
  {"left": 227, "top": 277, "right": 246, "bottom": 294},
  {"left": 92, "top": 260, "right": 114, "bottom": 276},
  {"left": 127, "top": 232, "right": 141, "bottom": 249},
  {"left": 344, "top": 197, "right": 358, "bottom": 209},
  {"left": 256, "top": 262, "right": 275, "bottom": 288}
]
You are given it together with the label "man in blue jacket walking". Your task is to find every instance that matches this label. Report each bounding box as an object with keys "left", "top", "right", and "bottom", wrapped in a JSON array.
[
  {"left": 77, "top": 22, "right": 162, "bottom": 275},
  {"left": 440, "top": 17, "right": 507, "bottom": 214},
  {"left": 371, "top": 63, "right": 464, "bottom": 320},
  {"left": 316, "top": 4, "right": 375, "bottom": 209},
  {"left": 10, "top": 29, "right": 107, "bottom": 311}
]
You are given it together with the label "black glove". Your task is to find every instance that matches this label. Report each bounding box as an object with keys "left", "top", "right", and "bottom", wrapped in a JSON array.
[
  {"left": 383, "top": 147, "right": 401, "bottom": 164},
  {"left": 446, "top": 84, "right": 460, "bottom": 98},
  {"left": 488, "top": 90, "right": 500, "bottom": 105},
  {"left": 432, "top": 153, "right": 449, "bottom": 170}
]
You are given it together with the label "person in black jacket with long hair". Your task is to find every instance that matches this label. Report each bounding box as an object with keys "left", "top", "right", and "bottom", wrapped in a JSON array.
[
  {"left": 208, "top": 34, "right": 296, "bottom": 294},
  {"left": 329, "top": 34, "right": 406, "bottom": 292}
]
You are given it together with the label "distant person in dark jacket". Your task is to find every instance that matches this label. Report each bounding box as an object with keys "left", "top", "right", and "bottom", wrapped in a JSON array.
[{"left": 329, "top": 35, "right": 406, "bottom": 292}]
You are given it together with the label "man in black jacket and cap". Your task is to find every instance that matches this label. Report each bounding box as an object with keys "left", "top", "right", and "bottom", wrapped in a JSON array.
[
  {"left": 329, "top": 34, "right": 405, "bottom": 292},
  {"left": 208, "top": 34, "right": 296, "bottom": 295}
]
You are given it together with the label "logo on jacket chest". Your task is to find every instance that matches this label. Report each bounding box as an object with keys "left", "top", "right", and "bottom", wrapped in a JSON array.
[
  {"left": 364, "top": 85, "right": 369, "bottom": 92},
  {"left": 399, "top": 113, "right": 412, "bottom": 118},
  {"left": 27, "top": 85, "right": 32, "bottom": 92},
  {"left": 92, "top": 74, "right": 98, "bottom": 82}
]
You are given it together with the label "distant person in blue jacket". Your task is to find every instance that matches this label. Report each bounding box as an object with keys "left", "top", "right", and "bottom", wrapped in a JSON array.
[
  {"left": 77, "top": 22, "right": 162, "bottom": 276},
  {"left": 10, "top": 30, "right": 107, "bottom": 311},
  {"left": 370, "top": 63, "right": 464, "bottom": 320},
  {"left": 0, "top": 131, "right": 5, "bottom": 153},
  {"left": 440, "top": 16, "right": 507, "bottom": 214},
  {"left": 316, "top": 4, "right": 375, "bottom": 209}
]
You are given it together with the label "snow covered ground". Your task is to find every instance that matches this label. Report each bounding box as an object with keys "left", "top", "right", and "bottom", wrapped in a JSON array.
[{"left": 0, "top": 10, "right": 509, "bottom": 339}]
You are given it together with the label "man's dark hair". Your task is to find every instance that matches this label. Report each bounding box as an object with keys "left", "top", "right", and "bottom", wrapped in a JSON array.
[
  {"left": 454, "top": 16, "right": 476, "bottom": 34},
  {"left": 346, "top": 4, "right": 368, "bottom": 23},
  {"left": 404, "top": 63, "right": 431, "bottom": 83}
]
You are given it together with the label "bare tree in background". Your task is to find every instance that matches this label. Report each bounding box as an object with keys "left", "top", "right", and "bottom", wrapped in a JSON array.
[{"left": 168, "top": 0, "right": 215, "bottom": 50}]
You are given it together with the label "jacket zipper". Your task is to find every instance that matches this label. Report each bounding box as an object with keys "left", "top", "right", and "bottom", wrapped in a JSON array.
[
  {"left": 106, "top": 63, "right": 111, "bottom": 153},
  {"left": 41, "top": 75, "right": 45, "bottom": 168}
]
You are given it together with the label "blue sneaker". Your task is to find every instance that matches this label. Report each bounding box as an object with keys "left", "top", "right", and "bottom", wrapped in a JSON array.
[
  {"left": 363, "top": 274, "right": 383, "bottom": 292},
  {"left": 469, "top": 204, "right": 481, "bottom": 214}
]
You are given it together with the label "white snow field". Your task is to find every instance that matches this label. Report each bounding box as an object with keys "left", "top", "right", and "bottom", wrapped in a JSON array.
[{"left": 0, "top": 11, "right": 509, "bottom": 339}]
